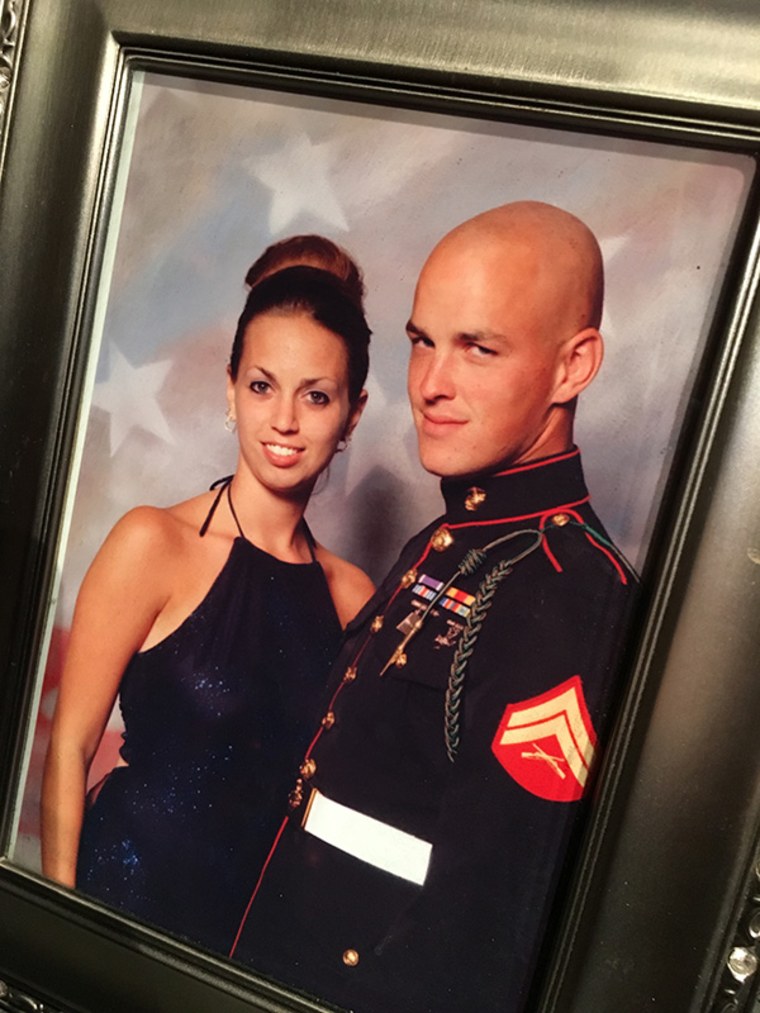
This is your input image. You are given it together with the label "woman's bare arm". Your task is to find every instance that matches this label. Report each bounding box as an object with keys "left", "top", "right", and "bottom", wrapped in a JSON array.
[{"left": 41, "top": 508, "right": 174, "bottom": 886}]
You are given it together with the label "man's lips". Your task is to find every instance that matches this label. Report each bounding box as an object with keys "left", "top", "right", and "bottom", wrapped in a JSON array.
[{"left": 420, "top": 412, "right": 467, "bottom": 435}]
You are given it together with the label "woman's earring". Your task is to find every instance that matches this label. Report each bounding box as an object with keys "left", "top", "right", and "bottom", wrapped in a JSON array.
[
  {"left": 225, "top": 408, "right": 237, "bottom": 433},
  {"left": 337, "top": 433, "right": 352, "bottom": 453}
]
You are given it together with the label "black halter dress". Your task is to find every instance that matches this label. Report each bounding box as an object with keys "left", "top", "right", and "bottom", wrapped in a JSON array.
[{"left": 76, "top": 483, "right": 342, "bottom": 954}]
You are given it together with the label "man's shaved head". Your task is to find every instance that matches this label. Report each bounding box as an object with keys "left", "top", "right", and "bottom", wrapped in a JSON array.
[{"left": 422, "top": 201, "right": 604, "bottom": 346}]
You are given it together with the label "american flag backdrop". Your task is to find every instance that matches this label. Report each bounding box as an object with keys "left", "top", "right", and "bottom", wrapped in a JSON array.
[{"left": 13, "top": 73, "right": 752, "bottom": 869}]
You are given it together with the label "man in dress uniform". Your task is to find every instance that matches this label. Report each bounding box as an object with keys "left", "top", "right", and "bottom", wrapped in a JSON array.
[{"left": 231, "top": 201, "right": 637, "bottom": 1012}]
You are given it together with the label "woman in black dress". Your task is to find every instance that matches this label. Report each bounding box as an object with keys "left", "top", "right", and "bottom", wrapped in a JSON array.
[{"left": 41, "top": 238, "right": 374, "bottom": 954}]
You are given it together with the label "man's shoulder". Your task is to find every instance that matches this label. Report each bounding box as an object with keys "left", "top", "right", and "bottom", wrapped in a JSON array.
[
  {"left": 466, "top": 515, "right": 637, "bottom": 716},
  {"left": 539, "top": 507, "right": 637, "bottom": 595},
  {"left": 478, "top": 509, "right": 637, "bottom": 641}
]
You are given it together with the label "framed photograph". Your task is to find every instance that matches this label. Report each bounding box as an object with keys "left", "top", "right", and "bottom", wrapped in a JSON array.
[{"left": 1, "top": 1, "right": 760, "bottom": 1011}]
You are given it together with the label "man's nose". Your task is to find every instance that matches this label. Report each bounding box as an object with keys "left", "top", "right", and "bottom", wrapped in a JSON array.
[
  {"left": 271, "top": 394, "right": 299, "bottom": 432},
  {"left": 418, "top": 352, "right": 455, "bottom": 401}
]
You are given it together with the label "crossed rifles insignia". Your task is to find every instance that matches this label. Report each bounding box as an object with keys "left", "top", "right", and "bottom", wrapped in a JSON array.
[{"left": 491, "top": 675, "right": 597, "bottom": 802}]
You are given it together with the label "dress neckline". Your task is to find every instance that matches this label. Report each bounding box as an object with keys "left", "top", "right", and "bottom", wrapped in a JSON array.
[
  {"left": 137, "top": 532, "right": 328, "bottom": 658},
  {"left": 199, "top": 475, "right": 318, "bottom": 564}
]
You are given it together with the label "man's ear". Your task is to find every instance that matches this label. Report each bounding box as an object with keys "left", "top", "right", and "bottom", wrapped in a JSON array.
[
  {"left": 345, "top": 388, "right": 369, "bottom": 439},
  {"left": 552, "top": 327, "right": 604, "bottom": 405}
]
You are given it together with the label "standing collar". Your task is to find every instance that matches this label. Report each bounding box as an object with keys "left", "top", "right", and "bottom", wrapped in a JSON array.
[{"left": 440, "top": 447, "right": 589, "bottom": 525}]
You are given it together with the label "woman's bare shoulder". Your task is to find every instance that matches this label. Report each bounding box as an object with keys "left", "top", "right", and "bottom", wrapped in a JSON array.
[
  {"left": 86, "top": 508, "right": 180, "bottom": 590},
  {"left": 316, "top": 546, "right": 375, "bottom": 627},
  {"left": 106, "top": 504, "right": 182, "bottom": 551},
  {"left": 109, "top": 490, "right": 216, "bottom": 551}
]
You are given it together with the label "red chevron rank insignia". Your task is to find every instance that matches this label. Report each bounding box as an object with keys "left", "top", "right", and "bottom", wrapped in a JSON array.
[{"left": 491, "top": 675, "right": 597, "bottom": 802}]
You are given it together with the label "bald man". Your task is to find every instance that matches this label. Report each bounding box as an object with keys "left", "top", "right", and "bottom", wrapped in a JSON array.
[{"left": 232, "top": 203, "right": 637, "bottom": 1012}]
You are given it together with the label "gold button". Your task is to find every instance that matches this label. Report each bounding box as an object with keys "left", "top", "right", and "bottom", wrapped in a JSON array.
[
  {"left": 465, "top": 486, "right": 486, "bottom": 511},
  {"left": 300, "top": 758, "right": 317, "bottom": 779},
  {"left": 552, "top": 513, "right": 570, "bottom": 527},
  {"left": 321, "top": 711, "right": 336, "bottom": 730},
  {"left": 343, "top": 665, "right": 357, "bottom": 683},
  {"left": 342, "top": 948, "right": 360, "bottom": 967},
  {"left": 288, "top": 779, "right": 304, "bottom": 810},
  {"left": 431, "top": 526, "right": 454, "bottom": 552},
  {"left": 400, "top": 568, "right": 417, "bottom": 588},
  {"left": 370, "top": 615, "right": 384, "bottom": 633}
]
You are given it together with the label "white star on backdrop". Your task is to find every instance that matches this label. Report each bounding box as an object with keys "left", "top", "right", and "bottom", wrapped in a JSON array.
[
  {"left": 246, "top": 131, "right": 349, "bottom": 234},
  {"left": 91, "top": 345, "right": 174, "bottom": 456}
]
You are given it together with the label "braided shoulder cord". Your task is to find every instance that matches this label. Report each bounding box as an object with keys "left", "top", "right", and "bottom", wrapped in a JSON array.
[
  {"left": 566, "top": 519, "right": 639, "bottom": 582},
  {"left": 444, "top": 530, "right": 544, "bottom": 763},
  {"left": 445, "top": 560, "right": 512, "bottom": 762}
]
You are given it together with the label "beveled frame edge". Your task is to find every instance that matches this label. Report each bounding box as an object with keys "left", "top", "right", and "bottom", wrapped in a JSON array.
[
  {"left": 2, "top": 2, "right": 760, "bottom": 1011},
  {"left": 0, "top": 0, "right": 23, "bottom": 147}
]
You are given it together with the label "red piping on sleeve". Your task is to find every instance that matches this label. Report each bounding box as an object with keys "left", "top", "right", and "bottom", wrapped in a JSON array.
[{"left": 584, "top": 531, "right": 628, "bottom": 585}]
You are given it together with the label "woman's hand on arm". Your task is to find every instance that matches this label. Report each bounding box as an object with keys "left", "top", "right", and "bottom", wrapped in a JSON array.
[{"left": 41, "top": 508, "right": 173, "bottom": 886}]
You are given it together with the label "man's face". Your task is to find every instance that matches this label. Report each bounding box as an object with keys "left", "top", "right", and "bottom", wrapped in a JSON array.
[{"left": 407, "top": 242, "right": 568, "bottom": 479}]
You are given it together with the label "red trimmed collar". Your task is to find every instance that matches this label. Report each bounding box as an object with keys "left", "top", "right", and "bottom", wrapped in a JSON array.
[{"left": 440, "top": 447, "right": 589, "bottom": 525}]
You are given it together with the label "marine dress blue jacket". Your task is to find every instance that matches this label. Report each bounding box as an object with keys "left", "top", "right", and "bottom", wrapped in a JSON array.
[{"left": 232, "top": 447, "right": 637, "bottom": 1013}]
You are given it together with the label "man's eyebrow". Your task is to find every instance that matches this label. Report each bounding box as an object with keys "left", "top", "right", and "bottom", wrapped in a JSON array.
[
  {"left": 459, "top": 329, "right": 509, "bottom": 344},
  {"left": 406, "top": 321, "right": 509, "bottom": 345}
]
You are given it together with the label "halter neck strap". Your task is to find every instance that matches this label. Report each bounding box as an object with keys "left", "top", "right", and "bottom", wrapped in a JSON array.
[
  {"left": 199, "top": 475, "right": 317, "bottom": 561},
  {"left": 198, "top": 475, "right": 233, "bottom": 538},
  {"left": 225, "top": 482, "right": 246, "bottom": 539}
]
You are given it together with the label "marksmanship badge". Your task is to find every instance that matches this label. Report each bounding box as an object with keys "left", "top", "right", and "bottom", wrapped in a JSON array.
[{"left": 491, "top": 675, "right": 597, "bottom": 802}]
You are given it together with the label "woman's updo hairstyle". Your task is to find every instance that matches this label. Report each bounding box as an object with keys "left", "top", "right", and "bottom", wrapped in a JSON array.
[
  {"left": 229, "top": 265, "right": 371, "bottom": 407},
  {"left": 244, "top": 234, "right": 366, "bottom": 310}
]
